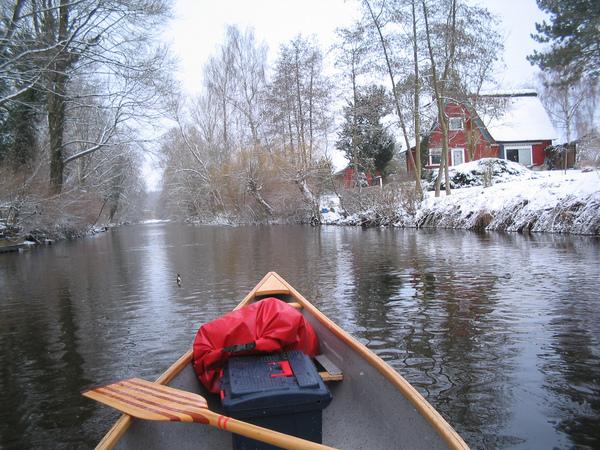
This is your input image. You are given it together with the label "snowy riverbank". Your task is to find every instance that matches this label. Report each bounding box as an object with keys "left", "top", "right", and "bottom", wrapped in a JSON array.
[{"left": 322, "top": 160, "right": 600, "bottom": 236}]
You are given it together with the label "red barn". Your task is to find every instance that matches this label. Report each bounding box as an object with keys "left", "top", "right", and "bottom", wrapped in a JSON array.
[{"left": 408, "top": 91, "right": 557, "bottom": 171}]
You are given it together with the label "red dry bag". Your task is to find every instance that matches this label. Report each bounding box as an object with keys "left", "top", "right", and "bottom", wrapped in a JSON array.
[{"left": 192, "top": 297, "right": 320, "bottom": 393}]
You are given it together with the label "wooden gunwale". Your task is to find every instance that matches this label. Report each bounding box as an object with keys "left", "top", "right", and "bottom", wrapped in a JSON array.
[
  {"left": 263, "top": 272, "right": 469, "bottom": 450},
  {"left": 96, "top": 271, "right": 468, "bottom": 450}
]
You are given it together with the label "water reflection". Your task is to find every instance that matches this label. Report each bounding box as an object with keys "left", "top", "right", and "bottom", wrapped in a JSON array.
[
  {"left": 0, "top": 254, "right": 94, "bottom": 447},
  {"left": 0, "top": 224, "right": 598, "bottom": 449},
  {"left": 543, "top": 283, "right": 600, "bottom": 449}
]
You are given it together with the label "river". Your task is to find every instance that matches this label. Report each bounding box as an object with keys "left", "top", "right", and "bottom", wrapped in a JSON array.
[{"left": 0, "top": 223, "right": 599, "bottom": 449}]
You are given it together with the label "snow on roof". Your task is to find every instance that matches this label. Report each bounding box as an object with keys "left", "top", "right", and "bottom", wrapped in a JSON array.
[
  {"left": 483, "top": 94, "right": 557, "bottom": 142},
  {"left": 479, "top": 88, "right": 538, "bottom": 97},
  {"left": 330, "top": 150, "right": 349, "bottom": 172}
]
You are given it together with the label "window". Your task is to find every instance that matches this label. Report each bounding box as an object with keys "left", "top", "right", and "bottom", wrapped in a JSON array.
[
  {"left": 449, "top": 117, "right": 464, "bottom": 131},
  {"left": 429, "top": 148, "right": 442, "bottom": 166},
  {"left": 451, "top": 148, "right": 464, "bottom": 166},
  {"left": 505, "top": 146, "right": 532, "bottom": 166}
]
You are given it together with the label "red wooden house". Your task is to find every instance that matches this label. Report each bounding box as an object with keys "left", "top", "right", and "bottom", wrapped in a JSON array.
[
  {"left": 408, "top": 91, "right": 557, "bottom": 171},
  {"left": 335, "top": 167, "right": 381, "bottom": 188}
]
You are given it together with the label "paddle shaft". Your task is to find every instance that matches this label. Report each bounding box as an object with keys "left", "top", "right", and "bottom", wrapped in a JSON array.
[
  {"left": 83, "top": 378, "right": 336, "bottom": 450},
  {"left": 200, "top": 407, "right": 333, "bottom": 450}
]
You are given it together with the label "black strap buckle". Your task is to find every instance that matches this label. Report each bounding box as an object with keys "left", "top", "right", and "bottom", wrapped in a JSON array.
[{"left": 222, "top": 341, "right": 256, "bottom": 353}]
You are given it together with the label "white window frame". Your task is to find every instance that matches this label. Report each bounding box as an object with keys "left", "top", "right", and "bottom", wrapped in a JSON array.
[
  {"left": 505, "top": 145, "right": 533, "bottom": 166},
  {"left": 428, "top": 147, "right": 442, "bottom": 166},
  {"left": 451, "top": 147, "right": 465, "bottom": 166},
  {"left": 449, "top": 117, "right": 464, "bottom": 131}
]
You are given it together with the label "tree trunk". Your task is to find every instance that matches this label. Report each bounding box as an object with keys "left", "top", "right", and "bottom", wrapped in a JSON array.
[
  {"left": 287, "top": 108, "right": 295, "bottom": 152},
  {"left": 295, "top": 171, "right": 319, "bottom": 223},
  {"left": 443, "top": 145, "right": 451, "bottom": 195},
  {"left": 422, "top": 0, "right": 454, "bottom": 197},
  {"left": 434, "top": 160, "right": 442, "bottom": 196},
  {"left": 294, "top": 51, "right": 306, "bottom": 165},
  {"left": 308, "top": 61, "right": 314, "bottom": 161},
  {"left": 351, "top": 56, "right": 360, "bottom": 189},
  {"left": 364, "top": 0, "right": 422, "bottom": 198},
  {"left": 222, "top": 97, "right": 228, "bottom": 152},
  {"left": 246, "top": 170, "right": 273, "bottom": 216},
  {"left": 411, "top": 0, "right": 422, "bottom": 192},
  {"left": 48, "top": 78, "right": 66, "bottom": 192},
  {"left": 108, "top": 201, "right": 118, "bottom": 223},
  {"left": 564, "top": 91, "right": 571, "bottom": 174},
  {"left": 250, "top": 187, "right": 273, "bottom": 216},
  {"left": 47, "top": 0, "right": 70, "bottom": 193}
]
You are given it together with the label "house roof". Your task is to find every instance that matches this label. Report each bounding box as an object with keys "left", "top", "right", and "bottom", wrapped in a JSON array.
[{"left": 482, "top": 93, "right": 557, "bottom": 142}]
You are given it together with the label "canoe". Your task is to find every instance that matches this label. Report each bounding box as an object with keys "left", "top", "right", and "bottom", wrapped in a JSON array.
[{"left": 95, "top": 272, "right": 469, "bottom": 450}]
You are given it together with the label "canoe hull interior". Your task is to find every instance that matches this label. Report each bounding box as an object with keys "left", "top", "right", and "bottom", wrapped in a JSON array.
[
  {"left": 103, "top": 272, "right": 466, "bottom": 450},
  {"left": 115, "top": 365, "right": 229, "bottom": 450},
  {"left": 116, "top": 307, "right": 449, "bottom": 450}
]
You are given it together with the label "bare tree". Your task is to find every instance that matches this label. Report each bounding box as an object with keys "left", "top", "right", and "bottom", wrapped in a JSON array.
[
  {"left": 382, "top": 0, "right": 426, "bottom": 191},
  {"left": 161, "top": 26, "right": 277, "bottom": 221},
  {"left": 175, "top": 96, "right": 227, "bottom": 214},
  {"left": 363, "top": 0, "right": 424, "bottom": 197},
  {"left": 421, "top": 0, "right": 457, "bottom": 196},
  {"left": 409, "top": 0, "right": 423, "bottom": 186},
  {"left": 226, "top": 26, "right": 267, "bottom": 147},
  {"left": 419, "top": 0, "right": 503, "bottom": 195},
  {"left": 267, "top": 35, "right": 332, "bottom": 219},
  {"left": 335, "top": 23, "right": 371, "bottom": 188},
  {"left": 227, "top": 26, "right": 273, "bottom": 215},
  {"left": 360, "top": 0, "right": 502, "bottom": 197},
  {"left": 538, "top": 72, "right": 598, "bottom": 144},
  {"left": 0, "top": 0, "right": 171, "bottom": 192},
  {"left": 538, "top": 72, "right": 600, "bottom": 169},
  {"left": 444, "top": 3, "right": 504, "bottom": 163},
  {"left": 204, "top": 36, "right": 235, "bottom": 155}
]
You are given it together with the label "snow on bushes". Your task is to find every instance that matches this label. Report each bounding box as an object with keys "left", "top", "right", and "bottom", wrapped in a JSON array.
[{"left": 426, "top": 158, "right": 538, "bottom": 190}]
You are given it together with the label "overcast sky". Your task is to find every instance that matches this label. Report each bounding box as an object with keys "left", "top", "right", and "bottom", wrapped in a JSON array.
[{"left": 163, "top": 0, "right": 548, "bottom": 94}]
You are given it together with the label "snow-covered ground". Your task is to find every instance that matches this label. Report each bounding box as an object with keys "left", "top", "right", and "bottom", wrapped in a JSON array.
[
  {"left": 418, "top": 169, "right": 599, "bottom": 234},
  {"left": 321, "top": 160, "right": 600, "bottom": 235}
]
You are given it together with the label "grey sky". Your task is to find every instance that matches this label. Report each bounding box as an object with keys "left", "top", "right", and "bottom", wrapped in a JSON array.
[{"left": 164, "top": 0, "right": 548, "bottom": 93}]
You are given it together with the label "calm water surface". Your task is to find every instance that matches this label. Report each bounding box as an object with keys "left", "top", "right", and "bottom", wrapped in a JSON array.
[{"left": 0, "top": 223, "right": 599, "bottom": 449}]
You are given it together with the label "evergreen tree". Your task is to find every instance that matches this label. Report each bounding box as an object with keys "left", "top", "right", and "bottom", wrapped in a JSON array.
[
  {"left": 336, "top": 85, "right": 395, "bottom": 176},
  {"left": 528, "top": 0, "right": 600, "bottom": 83}
]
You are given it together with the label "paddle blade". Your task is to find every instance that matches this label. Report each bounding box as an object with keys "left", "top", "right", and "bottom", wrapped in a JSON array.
[{"left": 82, "top": 378, "right": 209, "bottom": 424}]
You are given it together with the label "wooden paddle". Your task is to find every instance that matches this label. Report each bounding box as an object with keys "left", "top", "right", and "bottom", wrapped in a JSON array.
[{"left": 82, "top": 378, "right": 337, "bottom": 450}]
